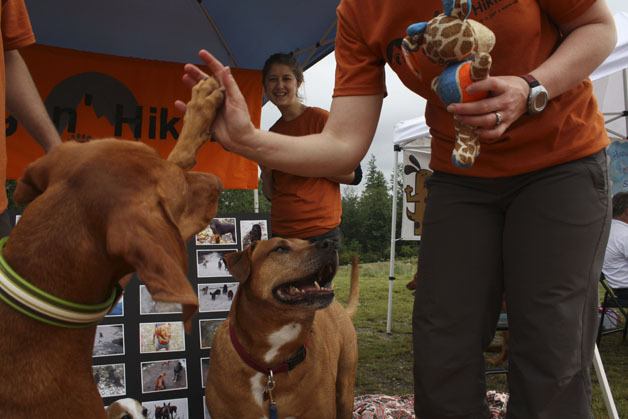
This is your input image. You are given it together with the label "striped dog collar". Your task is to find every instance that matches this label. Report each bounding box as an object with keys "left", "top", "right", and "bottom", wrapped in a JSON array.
[{"left": 0, "top": 237, "right": 121, "bottom": 328}]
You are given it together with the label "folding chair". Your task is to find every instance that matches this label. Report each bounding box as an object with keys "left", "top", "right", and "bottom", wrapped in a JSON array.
[{"left": 597, "top": 273, "right": 628, "bottom": 344}]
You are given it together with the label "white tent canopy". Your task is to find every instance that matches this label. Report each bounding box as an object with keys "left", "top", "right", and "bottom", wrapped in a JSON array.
[{"left": 387, "top": 13, "right": 628, "bottom": 418}]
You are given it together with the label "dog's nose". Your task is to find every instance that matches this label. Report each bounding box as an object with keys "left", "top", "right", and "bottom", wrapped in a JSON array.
[{"left": 315, "top": 239, "right": 338, "bottom": 251}]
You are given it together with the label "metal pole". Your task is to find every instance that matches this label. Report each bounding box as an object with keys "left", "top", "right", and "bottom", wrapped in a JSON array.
[
  {"left": 593, "top": 344, "right": 619, "bottom": 419},
  {"left": 623, "top": 69, "right": 628, "bottom": 138},
  {"left": 386, "top": 146, "right": 400, "bottom": 334},
  {"left": 254, "top": 189, "right": 259, "bottom": 213}
]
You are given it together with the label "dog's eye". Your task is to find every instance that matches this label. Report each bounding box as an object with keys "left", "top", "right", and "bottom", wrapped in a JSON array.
[
  {"left": 122, "top": 415, "right": 131, "bottom": 419},
  {"left": 273, "top": 246, "right": 289, "bottom": 253}
]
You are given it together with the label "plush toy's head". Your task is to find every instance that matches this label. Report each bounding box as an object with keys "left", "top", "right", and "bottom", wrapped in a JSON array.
[{"left": 402, "top": 0, "right": 495, "bottom": 77}]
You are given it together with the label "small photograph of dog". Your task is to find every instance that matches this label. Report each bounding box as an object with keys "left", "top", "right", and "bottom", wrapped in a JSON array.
[
  {"left": 93, "top": 363, "right": 126, "bottom": 398},
  {"left": 200, "top": 357, "right": 210, "bottom": 388},
  {"left": 139, "top": 285, "right": 182, "bottom": 315},
  {"left": 139, "top": 322, "right": 185, "bottom": 354},
  {"left": 203, "top": 396, "right": 212, "bottom": 419},
  {"left": 199, "top": 318, "right": 225, "bottom": 349},
  {"left": 196, "top": 249, "right": 235, "bottom": 278},
  {"left": 198, "top": 283, "right": 238, "bottom": 313},
  {"left": 105, "top": 295, "right": 124, "bottom": 317},
  {"left": 239, "top": 220, "right": 268, "bottom": 249},
  {"left": 140, "top": 359, "right": 187, "bottom": 394},
  {"left": 93, "top": 324, "right": 125, "bottom": 357},
  {"left": 142, "top": 397, "right": 189, "bottom": 419},
  {"left": 105, "top": 398, "right": 147, "bottom": 419},
  {"left": 196, "top": 217, "right": 237, "bottom": 246}
]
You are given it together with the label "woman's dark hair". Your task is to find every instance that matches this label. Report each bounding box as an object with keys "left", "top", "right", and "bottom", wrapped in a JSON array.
[
  {"left": 612, "top": 192, "right": 628, "bottom": 218},
  {"left": 262, "top": 53, "right": 304, "bottom": 85}
]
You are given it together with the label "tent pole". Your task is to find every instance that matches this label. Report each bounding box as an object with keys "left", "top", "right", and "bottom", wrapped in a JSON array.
[
  {"left": 623, "top": 69, "right": 627, "bottom": 138},
  {"left": 593, "top": 344, "right": 619, "bottom": 419},
  {"left": 254, "top": 189, "right": 259, "bottom": 213},
  {"left": 387, "top": 146, "right": 401, "bottom": 334}
]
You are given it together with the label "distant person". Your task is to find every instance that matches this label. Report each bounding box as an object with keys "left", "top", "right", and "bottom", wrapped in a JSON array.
[
  {"left": 153, "top": 323, "right": 172, "bottom": 351},
  {"left": 1, "top": 1, "right": 62, "bottom": 235},
  {"left": 260, "top": 53, "right": 362, "bottom": 243},
  {"left": 603, "top": 192, "right": 628, "bottom": 299}
]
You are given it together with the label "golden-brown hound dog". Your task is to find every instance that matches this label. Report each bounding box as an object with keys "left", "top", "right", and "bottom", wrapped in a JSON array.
[
  {"left": 0, "top": 77, "right": 223, "bottom": 418},
  {"left": 206, "top": 239, "right": 359, "bottom": 419}
]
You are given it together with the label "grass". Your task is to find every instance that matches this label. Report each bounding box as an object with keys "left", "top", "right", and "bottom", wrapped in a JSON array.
[{"left": 333, "top": 258, "right": 628, "bottom": 418}]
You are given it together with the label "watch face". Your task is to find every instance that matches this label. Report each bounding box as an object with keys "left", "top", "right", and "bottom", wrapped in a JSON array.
[
  {"left": 529, "top": 86, "right": 549, "bottom": 114},
  {"left": 533, "top": 91, "right": 548, "bottom": 109}
]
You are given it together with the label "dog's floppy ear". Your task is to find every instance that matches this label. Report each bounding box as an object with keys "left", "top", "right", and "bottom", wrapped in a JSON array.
[
  {"left": 107, "top": 200, "right": 198, "bottom": 332},
  {"left": 13, "top": 152, "right": 55, "bottom": 206},
  {"left": 224, "top": 246, "right": 254, "bottom": 283}
]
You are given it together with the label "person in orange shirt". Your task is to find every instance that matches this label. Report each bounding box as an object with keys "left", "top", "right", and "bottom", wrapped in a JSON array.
[
  {"left": 260, "top": 53, "right": 361, "bottom": 242},
  {"left": 1, "top": 1, "right": 62, "bottom": 236},
  {"left": 178, "top": 1, "right": 616, "bottom": 416},
  {"left": 153, "top": 323, "right": 172, "bottom": 351}
]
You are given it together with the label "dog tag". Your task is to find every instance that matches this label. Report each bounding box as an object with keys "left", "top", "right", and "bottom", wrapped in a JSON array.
[
  {"left": 264, "top": 371, "right": 276, "bottom": 403},
  {"left": 269, "top": 401, "right": 278, "bottom": 419},
  {"left": 265, "top": 371, "right": 279, "bottom": 418}
]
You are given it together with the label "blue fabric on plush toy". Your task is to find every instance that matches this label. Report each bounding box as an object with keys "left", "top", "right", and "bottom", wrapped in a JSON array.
[{"left": 436, "top": 62, "right": 476, "bottom": 105}]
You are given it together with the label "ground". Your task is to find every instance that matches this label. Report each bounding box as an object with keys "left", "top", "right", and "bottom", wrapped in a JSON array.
[{"left": 333, "top": 258, "right": 628, "bottom": 418}]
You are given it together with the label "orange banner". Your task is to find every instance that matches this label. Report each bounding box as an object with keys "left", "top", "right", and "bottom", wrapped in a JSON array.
[{"left": 6, "top": 45, "right": 262, "bottom": 189}]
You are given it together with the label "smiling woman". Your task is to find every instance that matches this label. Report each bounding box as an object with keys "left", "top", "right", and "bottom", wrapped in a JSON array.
[{"left": 260, "top": 53, "right": 362, "bottom": 243}]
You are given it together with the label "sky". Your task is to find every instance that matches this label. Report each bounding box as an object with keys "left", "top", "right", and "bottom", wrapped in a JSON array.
[{"left": 260, "top": 0, "right": 628, "bottom": 189}]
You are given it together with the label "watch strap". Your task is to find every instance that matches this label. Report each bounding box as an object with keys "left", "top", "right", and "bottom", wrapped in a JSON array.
[{"left": 519, "top": 74, "right": 540, "bottom": 88}]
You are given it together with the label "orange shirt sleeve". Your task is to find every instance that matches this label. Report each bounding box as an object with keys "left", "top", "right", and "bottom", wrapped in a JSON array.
[
  {"left": 333, "top": 0, "right": 387, "bottom": 98},
  {"left": 2, "top": 0, "right": 35, "bottom": 50}
]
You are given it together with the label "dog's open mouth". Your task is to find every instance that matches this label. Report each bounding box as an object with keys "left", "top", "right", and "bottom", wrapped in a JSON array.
[{"left": 273, "top": 261, "right": 336, "bottom": 308}]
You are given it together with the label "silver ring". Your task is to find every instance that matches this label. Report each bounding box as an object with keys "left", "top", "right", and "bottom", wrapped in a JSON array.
[{"left": 494, "top": 111, "right": 503, "bottom": 127}]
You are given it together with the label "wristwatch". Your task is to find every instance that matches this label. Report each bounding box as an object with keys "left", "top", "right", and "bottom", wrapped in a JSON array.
[{"left": 519, "top": 74, "right": 549, "bottom": 115}]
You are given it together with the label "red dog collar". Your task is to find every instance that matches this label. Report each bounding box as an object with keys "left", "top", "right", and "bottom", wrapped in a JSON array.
[{"left": 229, "top": 322, "right": 306, "bottom": 374}]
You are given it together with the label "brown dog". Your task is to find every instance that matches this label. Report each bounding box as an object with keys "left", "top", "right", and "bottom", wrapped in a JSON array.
[
  {"left": 206, "top": 239, "right": 359, "bottom": 419},
  {"left": 0, "top": 77, "right": 223, "bottom": 418}
]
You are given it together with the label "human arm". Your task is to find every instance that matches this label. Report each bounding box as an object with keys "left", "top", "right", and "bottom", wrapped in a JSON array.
[
  {"left": 5, "top": 50, "right": 62, "bottom": 152},
  {"left": 326, "top": 163, "right": 363, "bottom": 185},
  {"left": 447, "top": 1, "right": 616, "bottom": 141},
  {"left": 175, "top": 50, "right": 382, "bottom": 177},
  {"left": 327, "top": 172, "right": 356, "bottom": 184}
]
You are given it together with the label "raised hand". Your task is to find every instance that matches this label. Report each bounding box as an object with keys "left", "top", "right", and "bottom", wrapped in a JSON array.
[{"left": 175, "top": 50, "right": 259, "bottom": 159}]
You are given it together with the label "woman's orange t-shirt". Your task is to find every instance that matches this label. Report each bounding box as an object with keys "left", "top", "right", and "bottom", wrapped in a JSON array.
[
  {"left": 334, "top": 0, "right": 608, "bottom": 178},
  {"left": 1, "top": 0, "right": 35, "bottom": 212},
  {"left": 269, "top": 107, "right": 342, "bottom": 238}
]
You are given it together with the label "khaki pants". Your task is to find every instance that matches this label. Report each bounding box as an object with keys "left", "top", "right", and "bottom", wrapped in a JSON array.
[{"left": 413, "top": 150, "right": 610, "bottom": 419}]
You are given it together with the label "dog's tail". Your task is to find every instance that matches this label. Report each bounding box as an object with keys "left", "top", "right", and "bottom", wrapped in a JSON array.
[{"left": 344, "top": 255, "right": 360, "bottom": 319}]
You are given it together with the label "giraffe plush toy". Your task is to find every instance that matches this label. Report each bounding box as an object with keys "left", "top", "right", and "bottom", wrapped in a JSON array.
[{"left": 402, "top": 0, "right": 495, "bottom": 168}]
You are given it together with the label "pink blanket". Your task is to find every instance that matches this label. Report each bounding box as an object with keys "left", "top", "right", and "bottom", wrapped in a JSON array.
[{"left": 353, "top": 391, "right": 509, "bottom": 419}]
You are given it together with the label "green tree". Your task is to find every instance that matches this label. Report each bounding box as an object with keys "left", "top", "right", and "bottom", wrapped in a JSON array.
[
  {"left": 339, "top": 187, "right": 361, "bottom": 263},
  {"left": 217, "top": 177, "right": 270, "bottom": 215},
  {"left": 357, "top": 155, "right": 391, "bottom": 261}
]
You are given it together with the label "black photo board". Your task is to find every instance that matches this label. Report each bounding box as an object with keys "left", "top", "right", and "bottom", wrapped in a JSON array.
[{"left": 80, "top": 213, "right": 269, "bottom": 419}]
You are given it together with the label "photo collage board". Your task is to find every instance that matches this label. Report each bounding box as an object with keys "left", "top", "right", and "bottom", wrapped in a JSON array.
[{"left": 89, "top": 213, "right": 270, "bottom": 419}]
